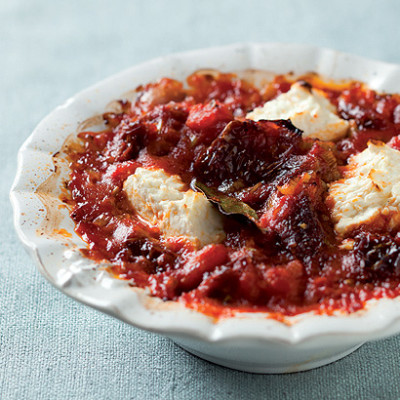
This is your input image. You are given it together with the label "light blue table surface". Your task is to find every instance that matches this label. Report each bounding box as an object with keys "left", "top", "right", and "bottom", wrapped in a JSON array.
[{"left": 3, "top": 1, "right": 400, "bottom": 399}]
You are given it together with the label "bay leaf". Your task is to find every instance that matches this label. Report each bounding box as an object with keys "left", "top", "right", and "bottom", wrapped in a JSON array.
[{"left": 193, "top": 180, "right": 262, "bottom": 228}]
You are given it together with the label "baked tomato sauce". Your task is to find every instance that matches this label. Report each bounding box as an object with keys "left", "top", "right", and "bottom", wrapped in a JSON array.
[{"left": 66, "top": 71, "right": 400, "bottom": 317}]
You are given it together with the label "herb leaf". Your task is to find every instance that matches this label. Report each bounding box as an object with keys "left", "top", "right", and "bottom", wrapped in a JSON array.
[{"left": 193, "top": 180, "right": 261, "bottom": 227}]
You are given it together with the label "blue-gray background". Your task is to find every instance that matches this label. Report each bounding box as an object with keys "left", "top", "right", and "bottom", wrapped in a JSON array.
[{"left": 2, "top": 1, "right": 400, "bottom": 399}]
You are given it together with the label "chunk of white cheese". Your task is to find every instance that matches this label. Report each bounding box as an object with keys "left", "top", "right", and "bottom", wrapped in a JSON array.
[
  {"left": 246, "top": 82, "right": 349, "bottom": 141},
  {"left": 123, "top": 167, "right": 225, "bottom": 247},
  {"left": 328, "top": 142, "right": 400, "bottom": 234}
]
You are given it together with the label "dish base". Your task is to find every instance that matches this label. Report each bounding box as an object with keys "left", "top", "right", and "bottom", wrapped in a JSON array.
[{"left": 175, "top": 341, "right": 364, "bottom": 374}]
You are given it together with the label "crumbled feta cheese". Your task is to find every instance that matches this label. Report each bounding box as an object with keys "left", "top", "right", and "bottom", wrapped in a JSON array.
[
  {"left": 328, "top": 142, "right": 400, "bottom": 234},
  {"left": 123, "top": 167, "right": 225, "bottom": 247},
  {"left": 246, "top": 82, "right": 349, "bottom": 141}
]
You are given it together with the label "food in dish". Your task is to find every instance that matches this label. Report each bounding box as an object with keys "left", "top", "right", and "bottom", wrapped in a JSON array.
[
  {"left": 123, "top": 167, "right": 225, "bottom": 247},
  {"left": 328, "top": 142, "right": 400, "bottom": 234},
  {"left": 246, "top": 81, "right": 349, "bottom": 140},
  {"left": 64, "top": 70, "right": 400, "bottom": 317}
]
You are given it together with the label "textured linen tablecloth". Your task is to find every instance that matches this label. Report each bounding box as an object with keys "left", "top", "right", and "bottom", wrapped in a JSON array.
[{"left": 2, "top": 1, "right": 400, "bottom": 399}]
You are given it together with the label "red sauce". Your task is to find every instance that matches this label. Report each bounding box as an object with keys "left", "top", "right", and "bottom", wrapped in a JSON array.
[{"left": 66, "top": 71, "right": 400, "bottom": 318}]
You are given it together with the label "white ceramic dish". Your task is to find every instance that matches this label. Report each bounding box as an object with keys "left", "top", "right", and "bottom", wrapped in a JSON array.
[{"left": 10, "top": 43, "right": 400, "bottom": 374}]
